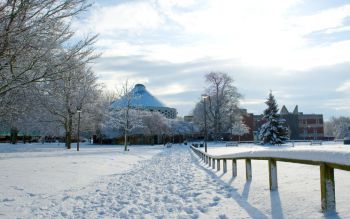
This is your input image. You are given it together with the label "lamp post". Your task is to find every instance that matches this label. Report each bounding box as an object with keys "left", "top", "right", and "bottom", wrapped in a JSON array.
[
  {"left": 201, "top": 94, "right": 209, "bottom": 153},
  {"left": 77, "top": 108, "right": 82, "bottom": 151}
]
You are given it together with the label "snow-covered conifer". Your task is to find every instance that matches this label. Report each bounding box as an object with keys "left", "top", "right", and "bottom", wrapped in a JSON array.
[{"left": 259, "top": 92, "right": 288, "bottom": 145}]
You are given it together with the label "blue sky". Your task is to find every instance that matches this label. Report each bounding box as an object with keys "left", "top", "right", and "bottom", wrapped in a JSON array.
[{"left": 74, "top": 0, "right": 350, "bottom": 120}]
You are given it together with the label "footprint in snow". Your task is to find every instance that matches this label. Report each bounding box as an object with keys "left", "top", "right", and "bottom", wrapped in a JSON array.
[
  {"left": 191, "top": 192, "right": 201, "bottom": 197},
  {"left": 209, "top": 202, "right": 219, "bottom": 207},
  {"left": 184, "top": 207, "right": 194, "bottom": 214},
  {"left": 218, "top": 214, "right": 229, "bottom": 219},
  {"left": 61, "top": 196, "right": 70, "bottom": 201},
  {"left": 98, "top": 211, "right": 105, "bottom": 215},
  {"left": 27, "top": 193, "right": 36, "bottom": 197},
  {"left": 11, "top": 186, "right": 24, "bottom": 191},
  {"left": 2, "top": 198, "right": 15, "bottom": 202},
  {"left": 213, "top": 196, "right": 221, "bottom": 202},
  {"left": 208, "top": 196, "right": 221, "bottom": 207},
  {"left": 197, "top": 206, "right": 208, "bottom": 213},
  {"left": 75, "top": 196, "right": 84, "bottom": 200}
]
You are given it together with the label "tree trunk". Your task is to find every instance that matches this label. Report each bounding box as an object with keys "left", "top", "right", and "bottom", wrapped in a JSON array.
[
  {"left": 124, "top": 131, "right": 128, "bottom": 151},
  {"left": 215, "top": 84, "right": 220, "bottom": 140},
  {"left": 124, "top": 108, "right": 129, "bottom": 151},
  {"left": 65, "top": 115, "right": 73, "bottom": 149},
  {"left": 10, "top": 127, "right": 18, "bottom": 144}
]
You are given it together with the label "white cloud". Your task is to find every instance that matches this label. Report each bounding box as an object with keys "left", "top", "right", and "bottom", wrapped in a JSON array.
[
  {"left": 336, "top": 81, "right": 350, "bottom": 92},
  {"left": 78, "top": 1, "right": 350, "bottom": 71},
  {"left": 325, "top": 25, "right": 350, "bottom": 34},
  {"left": 241, "top": 99, "right": 265, "bottom": 106},
  {"left": 157, "top": 1, "right": 350, "bottom": 70},
  {"left": 290, "top": 5, "right": 350, "bottom": 35},
  {"left": 98, "top": 41, "right": 144, "bottom": 58},
  {"left": 325, "top": 26, "right": 350, "bottom": 34},
  {"left": 323, "top": 99, "right": 350, "bottom": 111},
  {"left": 77, "top": 1, "right": 164, "bottom": 36},
  {"left": 96, "top": 70, "right": 149, "bottom": 90},
  {"left": 149, "top": 83, "right": 190, "bottom": 96}
]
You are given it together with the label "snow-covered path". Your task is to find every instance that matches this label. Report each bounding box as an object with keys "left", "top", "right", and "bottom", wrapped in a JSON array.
[{"left": 18, "top": 145, "right": 257, "bottom": 218}]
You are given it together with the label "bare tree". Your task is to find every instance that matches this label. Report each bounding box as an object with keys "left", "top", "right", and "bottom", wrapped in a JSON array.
[
  {"left": 108, "top": 81, "right": 143, "bottom": 151},
  {"left": 168, "top": 118, "right": 194, "bottom": 143},
  {"left": 193, "top": 72, "right": 241, "bottom": 140},
  {"left": 0, "top": 0, "right": 94, "bottom": 96},
  {"left": 323, "top": 121, "right": 334, "bottom": 138},
  {"left": 326, "top": 116, "right": 350, "bottom": 139},
  {"left": 106, "top": 109, "right": 144, "bottom": 148},
  {"left": 230, "top": 120, "right": 250, "bottom": 141},
  {"left": 141, "top": 111, "right": 169, "bottom": 144},
  {"left": 34, "top": 57, "right": 100, "bottom": 149},
  {"left": 0, "top": 0, "right": 98, "bottom": 142}
]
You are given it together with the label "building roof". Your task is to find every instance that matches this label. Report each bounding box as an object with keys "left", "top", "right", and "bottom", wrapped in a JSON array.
[
  {"left": 110, "top": 84, "right": 167, "bottom": 109},
  {"left": 292, "top": 105, "right": 299, "bottom": 114},
  {"left": 280, "top": 105, "right": 289, "bottom": 114}
]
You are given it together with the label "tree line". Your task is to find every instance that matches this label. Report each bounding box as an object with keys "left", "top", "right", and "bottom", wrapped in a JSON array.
[{"left": 192, "top": 72, "right": 288, "bottom": 145}]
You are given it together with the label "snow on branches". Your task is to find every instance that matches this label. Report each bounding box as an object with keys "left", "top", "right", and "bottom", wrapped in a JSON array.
[{"left": 259, "top": 92, "right": 288, "bottom": 145}]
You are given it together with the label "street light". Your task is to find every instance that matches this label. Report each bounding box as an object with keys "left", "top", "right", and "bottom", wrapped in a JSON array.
[
  {"left": 77, "top": 107, "right": 82, "bottom": 151},
  {"left": 201, "top": 94, "right": 209, "bottom": 153}
]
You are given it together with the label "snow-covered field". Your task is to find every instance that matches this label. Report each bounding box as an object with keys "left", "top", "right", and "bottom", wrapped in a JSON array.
[
  {"left": 0, "top": 141, "right": 349, "bottom": 218},
  {"left": 0, "top": 143, "right": 163, "bottom": 218}
]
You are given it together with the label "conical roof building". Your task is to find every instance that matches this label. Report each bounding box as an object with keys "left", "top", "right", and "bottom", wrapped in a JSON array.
[{"left": 110, "top": 84, "right": 177, "bottom": 119}]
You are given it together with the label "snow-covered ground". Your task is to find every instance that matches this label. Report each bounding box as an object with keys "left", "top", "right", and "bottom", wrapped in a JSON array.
[
  {"left": 0, "top": 143, "right": 163, "bottom": 218},
  {"left": 0, "top": 142, "right": 349, "bottom": 218}
]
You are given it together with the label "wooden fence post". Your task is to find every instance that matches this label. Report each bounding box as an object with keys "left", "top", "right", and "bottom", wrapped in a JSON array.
[
  {"left": 223, "top": 159, "right": 227, "bottom": 173},
  {"left": 217, "top": 159, "right": 220, "bottom": 171},
  {"left": 268, "top": 159, "right": 278, "bottom": 190},
  {"left": 246, "top": 159, "right": 252, "bottom": 180},
  {"left": 320, "top": 163, "right": 336, "bottom": 212},
  {"left": 212, "top": 158, "right": 216, "bottom": 169},
  {"left": 232, "top": 159, "right": 237, "bottom": 177}
]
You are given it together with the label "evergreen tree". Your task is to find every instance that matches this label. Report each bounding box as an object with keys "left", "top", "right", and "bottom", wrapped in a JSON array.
[{"left": 259, "top": 92, "right": 288, "bottom": 145}]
